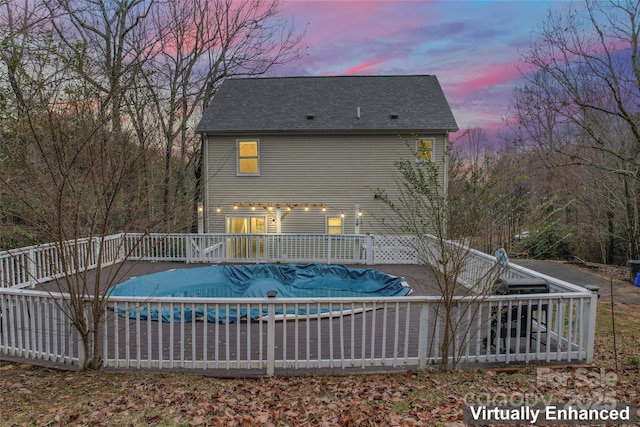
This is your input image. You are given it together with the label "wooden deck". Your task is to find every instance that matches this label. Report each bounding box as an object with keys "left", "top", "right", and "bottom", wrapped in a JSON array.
[
  {"left": 31, "top": 262, "right": 561, "bottom": 376},
  {"left": 3, "top": 233, "right": 594, "bottom": 374}
]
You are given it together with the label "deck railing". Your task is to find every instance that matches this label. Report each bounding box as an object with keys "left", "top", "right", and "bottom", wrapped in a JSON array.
[
  {"left": 0, "top": 234, "right": 123, "bottom": 289},
  {"left": 120, "top": 233, "right": 372, "bottom": 265},
  {"left": 0, "top": 233, "right": 597, "bottom": 374}
]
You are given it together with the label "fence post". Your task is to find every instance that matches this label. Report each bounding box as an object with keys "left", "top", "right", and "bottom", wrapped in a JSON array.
[
  {"left": 418, "top": 300, "right": 429, "bottom": 370},
  {"left": 266, "top": 291, "right": 277, "bottom": 376},
  {"left": 327, "top": 236, "right": 332, "bottom": 265},
  {"left": 76, "top": 298, "right": 91, "bottom": 369},
  {"left": 584, "top": 291, "right": 599, "bottom": 363}
]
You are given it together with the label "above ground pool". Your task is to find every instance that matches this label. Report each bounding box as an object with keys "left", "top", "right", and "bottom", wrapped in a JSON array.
[{"left": 109, "top": 263, "right": 412, "bottom": 323}]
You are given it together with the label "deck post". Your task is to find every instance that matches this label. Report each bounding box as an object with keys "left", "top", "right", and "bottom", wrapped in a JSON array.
[
  {"left": 366, "top": 234, "right": 374, "bottom": 265},
  {"left": 118, "top": 233, "right": 127, "bottom": 262},
  {"left": 28, "top": 248, "right": 37, "bottom": 288},
  {"left": 186, "top": 235, "right": 193, "bottom": 263}
]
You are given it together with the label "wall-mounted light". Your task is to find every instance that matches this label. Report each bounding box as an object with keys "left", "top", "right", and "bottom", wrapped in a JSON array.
[
  {"left": 216, "top": 207, "right": 221, "bottom": 213},
  {"left": 197, "top": 202, "right": 204, "bottom": 234}
]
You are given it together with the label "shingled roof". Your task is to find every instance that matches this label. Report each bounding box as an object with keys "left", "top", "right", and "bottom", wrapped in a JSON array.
[{"left": 196, "top": 75, "right": 458, "bottom": 134}]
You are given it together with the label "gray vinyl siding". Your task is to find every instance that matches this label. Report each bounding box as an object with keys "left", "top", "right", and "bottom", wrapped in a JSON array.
[{"left": 204, "top": 133, "right": 447, "bottom": 234}]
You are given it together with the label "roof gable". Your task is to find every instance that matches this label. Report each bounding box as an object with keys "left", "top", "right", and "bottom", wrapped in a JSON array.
[{"left": 196, "top": 75, "right": 458, "bottom": 134}]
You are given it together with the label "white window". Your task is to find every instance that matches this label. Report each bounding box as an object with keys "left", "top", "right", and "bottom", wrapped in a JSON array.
[
  {"left": 326, "top": 216, "right": 343, "bottom": 234},
  {"left": 237, "top": 140, "right": 260, "bottom": 175},
  {"left": 416, "top": 138, "right": 434, "bottom": 162}
]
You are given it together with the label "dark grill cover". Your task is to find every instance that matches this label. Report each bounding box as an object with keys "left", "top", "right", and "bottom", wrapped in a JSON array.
[{"left": 494, "top": 278, "right": 549, "bottom": 295}]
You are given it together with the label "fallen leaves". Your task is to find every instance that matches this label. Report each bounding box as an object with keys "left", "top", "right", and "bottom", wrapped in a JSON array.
[
  {"left": 0, "top": 302, "right": 638, "bottom": 426},
  {"left": 0, "top": 363, "right": 637, "bottom": 426}
]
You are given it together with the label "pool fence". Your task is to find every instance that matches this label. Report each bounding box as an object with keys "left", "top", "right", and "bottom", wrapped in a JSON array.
[{"left": 0, "top": 233, "right": 597, "bottom": 375}]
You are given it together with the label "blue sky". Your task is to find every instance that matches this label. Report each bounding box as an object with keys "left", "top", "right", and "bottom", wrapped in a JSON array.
[{"left": 271, "top": 0, "right": 576, "bottom": 140}]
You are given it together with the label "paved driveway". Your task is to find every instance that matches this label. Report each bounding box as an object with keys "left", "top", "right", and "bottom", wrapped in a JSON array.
[{"left": 513, "top": 259, "right": 640, "bottom": 305}]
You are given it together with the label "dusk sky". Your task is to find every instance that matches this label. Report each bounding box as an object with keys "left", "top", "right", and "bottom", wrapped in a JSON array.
[{"left": 270, "top": 0, "right": 577, "bottom": 142}]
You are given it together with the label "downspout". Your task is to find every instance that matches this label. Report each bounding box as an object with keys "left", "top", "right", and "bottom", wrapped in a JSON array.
[
  {"left": 443, "top": 131, "right": 450, "bottom": 196},
  {"left": 200, "top": 132, "right": 208, "bottom": 233}
]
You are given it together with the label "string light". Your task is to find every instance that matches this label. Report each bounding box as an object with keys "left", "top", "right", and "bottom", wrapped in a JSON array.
[{"left": 228, "top": 202, "right": 332, "bottom": 212}]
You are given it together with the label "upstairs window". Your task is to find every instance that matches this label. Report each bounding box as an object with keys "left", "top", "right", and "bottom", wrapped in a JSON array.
[
  {"left": 237, "top": 140, "right": 260, "bottom": 175},
  {"left": 416, "top": 138, "right": 434, "bottom": 162}
]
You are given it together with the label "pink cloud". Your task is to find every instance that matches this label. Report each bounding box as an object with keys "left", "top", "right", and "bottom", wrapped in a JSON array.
[
  {"left": 343, "top": 59, "right": 387, "bottom": 75},
  {"left": 282, "top": 1, "right": 401, "bottom": 45},
  {"left": 459, "top": 62, "right": 521, "bottom": 91}
]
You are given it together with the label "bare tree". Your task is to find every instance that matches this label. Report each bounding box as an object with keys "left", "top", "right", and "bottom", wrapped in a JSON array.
[
  {"left": 139, "top": 0, "right": 305, "bottom": 230},
  {"left": 0, "top": 11, "right": 153, "bottom": 363},
  {"left": 0, "top": 95, "right": 150, "bottom": 368},
  {"left": 374, "top": 141, "right": 507, "bottom": 371},
  {"left": 513, "top": 0, "right": 640, "bottom": 260},
  {"left": 0, "top": 0, "right": 75, "bottom": 247},
  {"left": 44, "top": 0, "right": 154, "bottom": 139},
  {"left": 0, "top": 0, "right": 305, "bottom": 369}
]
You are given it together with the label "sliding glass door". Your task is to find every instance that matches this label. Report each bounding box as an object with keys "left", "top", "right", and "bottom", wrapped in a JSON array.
[{"left": 226, "top": 216, "right": 266, "bottom": 259}]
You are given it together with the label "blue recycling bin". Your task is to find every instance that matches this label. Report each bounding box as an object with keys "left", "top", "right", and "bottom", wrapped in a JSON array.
[{"left": 630, "top": 260, "right": 640, "bottom": 284}]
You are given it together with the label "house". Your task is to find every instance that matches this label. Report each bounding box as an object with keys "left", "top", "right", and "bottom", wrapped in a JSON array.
[{"left": 195, "top": 75, "right": 458, "bottom": 237}]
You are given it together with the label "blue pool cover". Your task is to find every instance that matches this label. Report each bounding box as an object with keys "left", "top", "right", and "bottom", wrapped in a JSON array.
[{"left": 109, "top": 264, "right": 411, "bottom": 323}]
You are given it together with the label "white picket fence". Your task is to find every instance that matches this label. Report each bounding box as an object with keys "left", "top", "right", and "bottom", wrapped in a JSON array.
[{"left": 0, "top": 233, "right": 597, "bottom": 374}]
